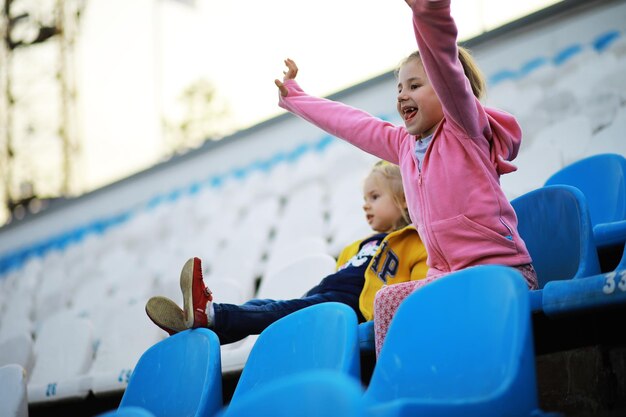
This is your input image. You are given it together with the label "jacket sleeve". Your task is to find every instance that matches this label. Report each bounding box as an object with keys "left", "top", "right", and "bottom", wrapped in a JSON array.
[
  {"left": 411, "top": 0, "right": 522, "bottom": 174},
  {"left": 278, "top": 79, "right": 405, "bottom": 165},
  {"left": 411, "top": 0, "right": 489, "bottom": 139}
]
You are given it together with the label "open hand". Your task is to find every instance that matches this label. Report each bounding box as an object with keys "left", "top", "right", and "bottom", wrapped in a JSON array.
[{"left": 274, "top": 58, "right": 298, "bottom": 97}]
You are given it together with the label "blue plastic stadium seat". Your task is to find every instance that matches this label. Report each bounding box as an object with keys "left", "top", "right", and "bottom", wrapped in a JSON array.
[
  {"left": 542, "top": 271, "right": 626, "bottom": 317},
  {"left": 110, "top": 328, "right": 222, "bottom": 417},
  {"left": 96, "top": 407, "right": 156, "bottom": 417},
  {"left": 545, "top": 153, "right": 626, "bottom": 248},
  {"left": 229, "top": 302, "right": 360, "bottom": 405},
  {"left": 511, "top": 185, "right": 602, "bottom": 311},
  {"left": 359, "top": 184, "right": 601, "bottom": 351},
  {"left": 218, "top": 370, "right": 365, "bottom": 417},
  {"left": 542, "top": 239, "right": 626, "bottom": 317},
  {"left": 363, "top": 265, "right": 545, "bottom": 417}
]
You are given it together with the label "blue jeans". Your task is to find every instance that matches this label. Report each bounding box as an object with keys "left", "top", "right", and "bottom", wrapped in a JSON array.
[{"left": 212, "top": 291, "right": 361, "bottom": 345}]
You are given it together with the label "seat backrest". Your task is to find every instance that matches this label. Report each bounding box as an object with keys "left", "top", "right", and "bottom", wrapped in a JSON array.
[
  {"left": 545, "top": 153, "right": 626, "bottom": 227},
  {"left": 586, "top": 107, "right": 626, "bottom": 157},
  {"left": 207, "top": 278, "right": 246, "bottom": 305},
  {"left": 263, "top": 236, "right": 329, "bottom": 278},
  {"left": 218, "top": 254, "right": 338, "bottom": 374},
  {"left": 230, "top": 302, "right": 360, "bottom": 404},
  {"left": 0, "top": 288, "right": 34, "bottom": 342},
  {"left": 272, "top": 181, "right": 328, "bottom": 249},
  {"left": 0, "top": 331, "right": 34, "bottom": 377},
  {"left": 28, "top": 310, "right": 95, "bottom": 385},
  {"left": 256, "top": 253, "right": 337, "bottom": 300},
  {"left": 89, "top": 302, "right": 164, "bottom": 395},
  {"left": 119, "top": 328, "right": 222, "bottom": 417},
  {"left": 364, "top": 266, "right": 538, "bottom": 416},
  {"left": 511, "top": 185, "right": 601, "bottom": 288},
  {"left": 0, "top": 364, "right": 28, "bottom": 417},
  {"left": 220, "top": 370, "right": 365, "bottom": 417},
  {"left": 209, "top": 196, "right": 281, "bottom": 296}
]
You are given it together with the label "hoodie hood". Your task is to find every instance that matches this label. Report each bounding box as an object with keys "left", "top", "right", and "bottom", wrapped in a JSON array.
[{"left": 485, "top": 106, "right": 523, "bottom": 175}]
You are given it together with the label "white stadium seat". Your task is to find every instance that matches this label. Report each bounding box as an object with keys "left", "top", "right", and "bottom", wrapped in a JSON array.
[
  {"left": 0, "top": 364, "right": 29, "bottom": 417},
  {"left": 88, "top": 302, "right": 164, "bottom": 396},
  {"left": 27, "top": 311, "right": 95, "bottom": 404},
  {"left": 0, "top": 332, "right": 35, "bottom": 378},
  {"left": 220, "top": 253, "right": 337, "bottom": 374}
]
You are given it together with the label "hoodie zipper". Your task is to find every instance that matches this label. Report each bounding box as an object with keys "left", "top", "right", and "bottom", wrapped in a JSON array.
[
  {"left": 414, "top": 137, "right": 449, "bottom": 271},
  {"left": 499, "top": 218, "right": 514, "bottom": 240}
]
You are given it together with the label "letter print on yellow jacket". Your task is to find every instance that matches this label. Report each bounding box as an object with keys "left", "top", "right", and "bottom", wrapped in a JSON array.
[{"left": 336, "top": 225, "right": 428, "bottom": 321}]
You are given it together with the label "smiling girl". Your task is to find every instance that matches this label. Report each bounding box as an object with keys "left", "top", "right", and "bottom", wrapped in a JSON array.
[{"left": 275, "top": 0, "right": 538, "bottom": 355}]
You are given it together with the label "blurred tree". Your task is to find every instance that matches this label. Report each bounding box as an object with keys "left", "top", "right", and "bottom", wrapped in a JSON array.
[{"left": 162, "top": 78, "right": 233, "bottom": 155}]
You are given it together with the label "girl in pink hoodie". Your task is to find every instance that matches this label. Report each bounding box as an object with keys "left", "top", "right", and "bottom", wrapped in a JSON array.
[{"left": 276, "top": 0, "right": 538, "bottom": 355}]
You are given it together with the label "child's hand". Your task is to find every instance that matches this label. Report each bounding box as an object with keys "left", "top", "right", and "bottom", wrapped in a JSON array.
[{"left": 274, "top": 58, "right": 298, "bottom": 97}]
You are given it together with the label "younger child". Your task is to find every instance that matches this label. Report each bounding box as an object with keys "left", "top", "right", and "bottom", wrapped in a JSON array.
[
  {"left": 275, "top": 0, "right": 538, "bottom": 355},
  {"left": 145, "top": 161, "right": 428, "bottom": 344}
]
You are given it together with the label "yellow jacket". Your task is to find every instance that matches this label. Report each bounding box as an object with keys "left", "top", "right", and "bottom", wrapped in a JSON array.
[{"left": 336, "top": 225, "right": 428, "bottom": 321}]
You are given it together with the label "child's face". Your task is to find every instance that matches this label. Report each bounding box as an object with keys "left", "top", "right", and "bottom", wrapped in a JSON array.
[
  {"left": 396, "top": 58, "right": 444, "bottom": 137},
  {"left": 362, "top": 174, "right": 406, "bottom": 233}
]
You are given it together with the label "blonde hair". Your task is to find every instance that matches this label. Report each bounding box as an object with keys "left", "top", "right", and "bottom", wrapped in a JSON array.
[
  {"left": 368, "top": 160, "right": 411, "bottom": 230},
  {"left": 396, "top": 45, "right": 486, "bottom": 100}
]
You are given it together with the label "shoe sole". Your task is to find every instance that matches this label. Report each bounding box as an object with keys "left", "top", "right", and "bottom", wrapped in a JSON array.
[
  {"left": 145, "top": 296, "right": 187, "bottom": 335},
  {"left": 180, "top": 257, "right": 195, "bottom": 328}
]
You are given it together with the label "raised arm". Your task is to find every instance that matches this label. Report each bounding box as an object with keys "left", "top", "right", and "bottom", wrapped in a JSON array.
[
  {"left": 410, "top": 0, "right": 488, "bottom": 138},
  {"left": 276, "top": 59, "right": 407, "bottom": 165}
]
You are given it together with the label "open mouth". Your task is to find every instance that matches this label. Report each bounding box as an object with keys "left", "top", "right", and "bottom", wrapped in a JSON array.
[{"left": 402, "top": 107, "right": 418, "bottom": 122}]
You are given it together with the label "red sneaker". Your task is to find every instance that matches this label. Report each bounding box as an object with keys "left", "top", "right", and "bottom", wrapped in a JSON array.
[
  {"left": 180, "top": 257, "right": 213, "bottom": 328},
  {"left": 145, "top": 296, "right": 187, "bottom": 336}
]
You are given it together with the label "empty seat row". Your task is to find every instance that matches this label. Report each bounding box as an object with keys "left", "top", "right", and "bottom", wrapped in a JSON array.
[
  {"left": 500, "top": 108, "right": 626, "bottom": 200},
  {"left": 0, "top": 251, "right": 339, "bottom": 407},
  {"left": 99, "top": 265, "right": 555, "bottom": 417}
]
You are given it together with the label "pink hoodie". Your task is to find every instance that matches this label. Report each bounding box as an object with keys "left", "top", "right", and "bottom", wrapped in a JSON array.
[{"left": 279, "top": 0, "right": 532, "bottom": 276}]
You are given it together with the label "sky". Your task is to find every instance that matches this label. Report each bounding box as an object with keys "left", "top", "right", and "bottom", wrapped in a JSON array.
[
  {"left": 5, "top": 0, "right": 563, "bottom": 208},
  {"left": 154, "top": 0, "right": 561, "bottom": 131}
]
